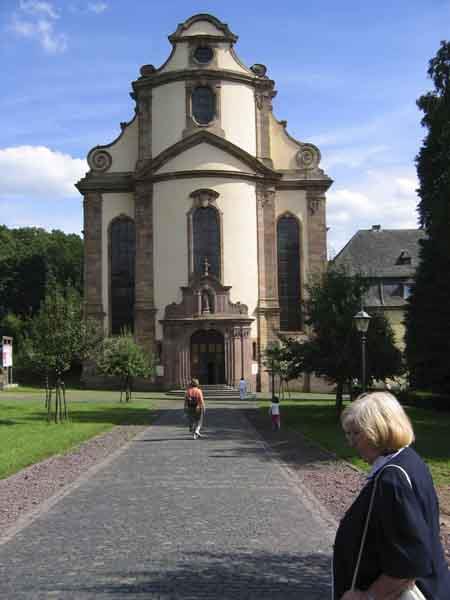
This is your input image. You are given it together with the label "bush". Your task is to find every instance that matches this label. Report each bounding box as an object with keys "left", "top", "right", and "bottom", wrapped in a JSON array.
[{"left": 397, "top": 389, "right": 450, "bottom": 412}]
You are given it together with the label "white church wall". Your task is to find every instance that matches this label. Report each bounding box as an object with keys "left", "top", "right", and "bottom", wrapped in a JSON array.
[
  {"left": 216, "top": 44, "right": 249, "bottom": 74},
  {"left": 159, "top": 44, "right": 189, "bottom": 72},
  {"left": 101, "top": 193, "right": 135, "bottom": 325},
  {"left": 221, "top": 82, "right": 256, "bottom": 155},
  {"left": 153, "top": 178, "right": 258, "bottom": 339},
  {"left": 152, "top": 82, "right": 186, "bottom": 156},
  {"left": 269, "top": 113, "right": 301, "bottom": 170},
  {"left": 155, "top": 143, "right": 253, "bottom": 174},
  {"left": 103, "top": 117, "right": 138, "bottom": 173},
  {"left": 276, "top": 190, "right": 309, "bottom": 289}
]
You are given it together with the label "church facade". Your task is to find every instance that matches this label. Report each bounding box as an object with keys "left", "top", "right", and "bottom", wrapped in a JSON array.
[{"left": 76, "top": 14, "right": 332, "bottom": 392}]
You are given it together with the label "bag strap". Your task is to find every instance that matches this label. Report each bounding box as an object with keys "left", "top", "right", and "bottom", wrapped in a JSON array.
[{"left": 351, "top": 463, "right": 413, "bottom": 590}]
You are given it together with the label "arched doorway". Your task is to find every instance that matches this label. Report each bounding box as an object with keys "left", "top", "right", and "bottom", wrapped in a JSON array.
[{"left": 190, "top": 330, "right": 225, "bottom": 385}]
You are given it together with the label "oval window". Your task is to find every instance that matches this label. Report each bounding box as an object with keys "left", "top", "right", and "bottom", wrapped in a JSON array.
[
  {"left": 194, "top": 46, "right": 213, "bottom": 64},
  {"left": 192, "top": 86, "right": 215, "bottom": 125}
]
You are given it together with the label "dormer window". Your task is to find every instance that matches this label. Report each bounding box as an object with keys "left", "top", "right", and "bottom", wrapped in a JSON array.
[
  {"left": 193, "top": 46, "right": 214, "bottom": 64},
  {"left": 192, "top": 86, "right": 215, "bottom": 125},
  {"left": 396, "top": 250, "right": 412, "bottom": 265}
]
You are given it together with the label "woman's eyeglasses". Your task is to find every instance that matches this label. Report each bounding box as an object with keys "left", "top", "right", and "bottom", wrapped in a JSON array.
[{"left": 343, "top": 428, "right": 362, "bottom": 441}]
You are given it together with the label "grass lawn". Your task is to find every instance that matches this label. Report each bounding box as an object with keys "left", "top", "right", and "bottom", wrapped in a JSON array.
[
  {"left": 0, "top": 388, "right": 167, "bottom": 480},
  {"left": 260, "top": 394, "right": 450, "bottom": 487}
]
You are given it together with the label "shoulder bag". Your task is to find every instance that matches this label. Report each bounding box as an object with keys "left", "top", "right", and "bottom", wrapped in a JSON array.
[{"left": 351, "top": 464, "right": 427, "bottom": 600}]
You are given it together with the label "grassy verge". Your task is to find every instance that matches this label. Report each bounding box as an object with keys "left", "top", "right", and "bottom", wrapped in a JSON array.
[
  {"left": 259, "top": 395, "right": 450, "bottom": 486},
  {"left": 0, "top": 390, "right": 162, "bottom": 480}
]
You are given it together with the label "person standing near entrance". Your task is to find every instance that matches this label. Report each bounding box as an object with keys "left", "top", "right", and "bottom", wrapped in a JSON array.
[
  {"left": 239, "top": 377, "right": 247, "bottom": 400},
  {"left": 184, "top": 378, "right": 205, "bottom": 439}
]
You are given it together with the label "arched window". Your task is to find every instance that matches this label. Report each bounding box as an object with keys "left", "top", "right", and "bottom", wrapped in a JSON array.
[
  {"left": 193, "top": 206, "right": 220, "bottom": 278},
  {"left": 277, "top": 215, "right": 301, "bottom": 331},
  {"left": 192, "top": 86, "right": 215, "bottom": 125},
  {"left": 110, "top": 217, "right": 135, "bottom": 334}
]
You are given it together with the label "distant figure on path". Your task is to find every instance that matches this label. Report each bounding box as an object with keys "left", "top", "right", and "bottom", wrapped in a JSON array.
[
  {"left": 269, "top": 396, "right": 280, "bottom": 431},
  {"left": 334, "top": 391, "right": 450, "bottom": 599},
  {"left": 184, "top": 378, "right": 205, "bottom": 440},
  {"left": 239, "top": 377, "right": 247, "bottom": 400}
]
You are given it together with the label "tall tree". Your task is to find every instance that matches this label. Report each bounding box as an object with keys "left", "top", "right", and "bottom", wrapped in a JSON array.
[
  {"left": 405, "top": 41, "right": 450, "bottom": 394},
  {"left": 281, "top": 268, "right": 403, "bottom": 414}
]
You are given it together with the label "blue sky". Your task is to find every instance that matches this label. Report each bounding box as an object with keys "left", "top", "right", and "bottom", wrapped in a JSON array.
[{"left": 1, "top": 1, "right": 449, "bottom": 255}]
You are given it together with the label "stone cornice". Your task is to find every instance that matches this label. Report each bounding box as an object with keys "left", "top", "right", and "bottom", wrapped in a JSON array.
[
  {"left": 150, "top": 170, "right": 275, "bottom": 184},
  {"left": 168, "top": 14, "right": 238, "bottom": 44},
  {"left": 277, "top": 178, "right": 333, "bottom": 192},
  {"left": 136, "top": 130, "right": 281, "bottom": 180},
  {"left": 160, "top": 316, "right": 254, "bottom": 325},
  {"left": 76, "top": 172, "right": 134, "bottom": 193},
  {"left": 132, "top": 68, "right": 275, "bottom": 93},
  {"left": 75, "top": 169, "right": 333, "bottom": 193}
]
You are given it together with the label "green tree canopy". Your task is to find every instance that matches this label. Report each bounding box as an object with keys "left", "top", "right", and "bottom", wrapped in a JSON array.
[
  {"left": 0, "top": 226, "right": 83, "bottom": 321},
  {"left": 405, "top": 40, "right": 450, "bottom": 394},
  {"left": 280, "top": 268, "right": 404, "bottom": 413}
]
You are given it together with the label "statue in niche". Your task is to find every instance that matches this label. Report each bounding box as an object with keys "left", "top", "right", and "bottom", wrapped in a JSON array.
[{"left": 201, "top": 290, "right": 211, "bottom": 314}]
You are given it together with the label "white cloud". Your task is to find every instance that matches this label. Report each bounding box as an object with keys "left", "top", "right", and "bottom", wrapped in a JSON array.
[
  {"left": 87, "top": 2, "right": 108, "bottom": 14},
  {"left": 322, "top": 145, "right": 389, "bottom": 169},
  {"left": 10, "top": 1, "right": 67, "bottom": 53},
  {"left": 327, "top": 167, "right": 419, "bottom": 257},
  {"left": 0, "top": 146, "right": 87, "bottom": 201},
  {"left": 19, "top": 0, "right": 59, "bottom": 19}
]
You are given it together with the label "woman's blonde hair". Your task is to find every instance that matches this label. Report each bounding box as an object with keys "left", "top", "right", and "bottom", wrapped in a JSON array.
[{"left": 341, "top": 391, "right": 414, "bottom": 451}]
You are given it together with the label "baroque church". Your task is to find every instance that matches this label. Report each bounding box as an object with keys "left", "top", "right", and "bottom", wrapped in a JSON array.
[{"left": 76, "top": 14, "right": 332, "bottom": 392}]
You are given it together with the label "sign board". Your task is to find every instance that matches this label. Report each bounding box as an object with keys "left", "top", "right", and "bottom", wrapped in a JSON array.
[
  {"left": 155, "top": 365, "right": 164, "bottom": 377},
  {"left": 2, "top": 344, "right": 12, "bottom": 367},
  {"left": 251, "top": 362, "right": 259, "bottom": 375}
]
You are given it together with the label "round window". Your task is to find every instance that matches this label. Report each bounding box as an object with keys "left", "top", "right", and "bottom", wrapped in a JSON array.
[{"left": 193, "top": 46, "right": 214, "bottom": 64}]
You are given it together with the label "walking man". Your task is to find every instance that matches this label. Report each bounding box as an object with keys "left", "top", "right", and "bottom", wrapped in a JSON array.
[{"left": 184, "top": 378, "right": 205, "bottom": 439}]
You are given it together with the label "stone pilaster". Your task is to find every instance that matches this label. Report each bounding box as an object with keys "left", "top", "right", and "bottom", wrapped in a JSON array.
[
  {"left": 137, "top": 88, "right": 152, "bottom": 169},
  {"left": 307, "top": 189, "right": 327, "bottom": 278},
  {"left": 256, "top": 184, "right": 280, "bottom": 391},
  {"left": 255, "top": 88, "right": 276, "bottom": 168},
  {"left": 134, "top": 183, "right": 156, "bottom": 353},
  {"left": 83, "top": 192, "right": 104, "bottom": 327}
]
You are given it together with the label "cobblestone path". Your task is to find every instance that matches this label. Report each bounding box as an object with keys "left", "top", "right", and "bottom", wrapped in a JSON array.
[{"left": 0, "top": 404, "right": 334, "bottom": 599}]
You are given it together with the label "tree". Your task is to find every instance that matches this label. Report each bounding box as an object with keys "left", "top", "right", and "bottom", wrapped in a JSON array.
[
  {"left": 405, "top": 40, "right": 450, "bottom": 394},
  {"left": 263, "top": 343, "right": 295, "bottom": 400},
  {"left": 281, "top": 268, "right": 404, "bottom": 415},
  {"left": 97, "top": 331, "right": 154, "bottom": 402},
  {"left": 22, "top": 282, "right": 102, "bottom": 422}
]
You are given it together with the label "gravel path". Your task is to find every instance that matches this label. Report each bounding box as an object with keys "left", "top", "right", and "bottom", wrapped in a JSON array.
[{"left": 0, "top": 425, "right": 147, "bottom": 536}]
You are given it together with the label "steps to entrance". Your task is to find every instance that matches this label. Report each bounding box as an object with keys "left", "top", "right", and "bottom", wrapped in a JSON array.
[{"left": 166, "top": 384, "right": 255, "bottom": 400}]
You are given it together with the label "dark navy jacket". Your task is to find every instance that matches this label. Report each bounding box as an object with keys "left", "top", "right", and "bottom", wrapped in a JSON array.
[{"left": 333, "top": 446, "right": 450, "bottom": 599}]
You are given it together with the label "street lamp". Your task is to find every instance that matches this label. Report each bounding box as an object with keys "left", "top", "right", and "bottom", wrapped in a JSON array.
[{"left": 353, "top": 309, "right": 371, "bottom": 393}]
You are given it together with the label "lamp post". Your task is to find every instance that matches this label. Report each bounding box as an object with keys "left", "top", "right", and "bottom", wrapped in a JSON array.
[{"left": 353, "top": 309, "right": 371, "bottom": 393}]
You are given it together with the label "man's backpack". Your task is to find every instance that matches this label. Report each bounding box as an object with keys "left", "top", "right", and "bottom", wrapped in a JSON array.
[{"left": 186, "top": 392, "right": 198, "bottom": 409}]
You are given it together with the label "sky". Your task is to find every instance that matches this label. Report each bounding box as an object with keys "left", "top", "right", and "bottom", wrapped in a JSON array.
[{"left": 1, "top": 1, "right": 449, "bottom": 256}]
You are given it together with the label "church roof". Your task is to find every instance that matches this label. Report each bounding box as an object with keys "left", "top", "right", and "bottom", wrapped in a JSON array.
[{"left": 333, "top": 227, "right": 425, "bottom": 278}]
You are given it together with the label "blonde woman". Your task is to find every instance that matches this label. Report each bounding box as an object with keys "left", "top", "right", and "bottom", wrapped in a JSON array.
[{"left": 333, "top": 392, "right": 450, "bottom": 599}]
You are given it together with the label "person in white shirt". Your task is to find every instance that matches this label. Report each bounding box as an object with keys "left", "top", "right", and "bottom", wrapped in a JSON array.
[
  {"left": 269, "top": 396, "right": 280, "bottom": 430},
  {"left": 238, "top": 377, "right": 247, "bottom": 400}
]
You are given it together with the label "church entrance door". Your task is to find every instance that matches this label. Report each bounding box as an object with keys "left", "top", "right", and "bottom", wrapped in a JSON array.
[{"left": 190, "top": 330, "right": 225, "bottom": 385}]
